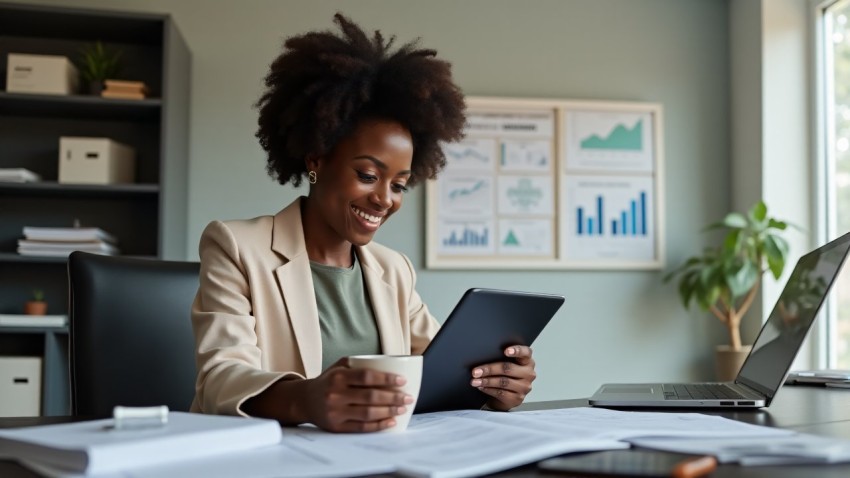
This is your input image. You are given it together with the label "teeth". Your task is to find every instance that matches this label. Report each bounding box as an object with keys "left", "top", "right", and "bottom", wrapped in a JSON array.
[{"left": 353, "top": 206, "right": 381, "bottom": 224}]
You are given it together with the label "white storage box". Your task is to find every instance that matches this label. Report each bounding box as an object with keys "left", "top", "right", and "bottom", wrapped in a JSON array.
[
  {"left": 59, "top": 137, "right": 136, "bottom": 184},
  {"left": 6, "top": 53, "right": 79, "bottom": 95},
  {"left": 0, "top": 356, "right": 42, "bottom": 417}
]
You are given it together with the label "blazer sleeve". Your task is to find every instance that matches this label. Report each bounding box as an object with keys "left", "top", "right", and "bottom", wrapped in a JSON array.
[
  {"left": 400, "top": 253, "right": 440, "bottom": 354},
  {"left": 191, "top": 220, "right": 303, "bottom": 416}
]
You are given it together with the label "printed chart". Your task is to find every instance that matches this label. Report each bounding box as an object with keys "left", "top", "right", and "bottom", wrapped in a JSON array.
[
  {"left": 565, "top": 110, "right": 654, "bottom": 173},
  {"left": 561, "top": 175, "right": 656, "bottom": 262},
  {"left": 427, "top": 97, "right": 663, "bottom": 269}
]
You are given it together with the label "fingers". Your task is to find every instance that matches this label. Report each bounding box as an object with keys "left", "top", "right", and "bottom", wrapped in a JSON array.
[
  {"left": 337, "top": 367, "right": 407, "bottom": 388},
  {"left": 505, "top": 345, "right": 533, "bottom": 365},
  {"left": 470, "top": 375, "right": 533, "bottom": 396}
]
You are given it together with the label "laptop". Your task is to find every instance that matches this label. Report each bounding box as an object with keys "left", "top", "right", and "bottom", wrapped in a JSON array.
[
  {"left": 589, "top": 231, "right": 850, "bottom": 409},
  {"left": 414, "top": 288, "right": 564, "bottom": 414}
]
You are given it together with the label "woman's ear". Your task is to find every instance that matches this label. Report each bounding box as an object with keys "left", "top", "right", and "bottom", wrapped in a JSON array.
[{"left": 305, "top": 154, "right": 322, "bottom": 173}]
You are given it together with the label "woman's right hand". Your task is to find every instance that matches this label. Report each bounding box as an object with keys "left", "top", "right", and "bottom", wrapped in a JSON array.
[{"left": 297, "top": 358, "right": 414, "bottom": 432}]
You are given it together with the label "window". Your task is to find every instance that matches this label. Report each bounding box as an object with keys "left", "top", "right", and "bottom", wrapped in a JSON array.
[{"left": 820, "top": 0, "right": 850, "bottom": 367}]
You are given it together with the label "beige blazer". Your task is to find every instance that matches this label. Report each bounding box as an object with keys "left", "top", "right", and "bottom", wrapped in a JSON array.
[{"left": 190, "top": 197, "right": 440, "bottom": 415}]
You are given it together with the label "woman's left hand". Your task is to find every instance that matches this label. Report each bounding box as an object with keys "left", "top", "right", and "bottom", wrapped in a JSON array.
[{"left": 470, "top": 345, "right": 536, "bottom": 411}]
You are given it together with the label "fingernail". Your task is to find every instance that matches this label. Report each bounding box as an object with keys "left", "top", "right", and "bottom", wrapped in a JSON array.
[
  {"left": 387, "top": 419, "right": 396, "bottom": 427},
  {"left": 396, "top": 406, "right": 407, "bottom": 415},
  {"left": 472, "top": 368, "right": 482, "bottom": 377},
  {"left": 395, "top": 375, "right": 406, "bottom": 385},
  {"left": 506, "top": 347, "right": 516, "bottom": 356},
  {"left": 404, "top": 395, "right": 414, "bottom": 404},
  {"left": 471, "top": 379, "right": 482, "bottom": 387}
]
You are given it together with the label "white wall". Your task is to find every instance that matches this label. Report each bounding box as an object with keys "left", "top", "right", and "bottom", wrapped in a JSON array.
[{"left": 10, "top": 0, "right": 735, "bottom": 401}]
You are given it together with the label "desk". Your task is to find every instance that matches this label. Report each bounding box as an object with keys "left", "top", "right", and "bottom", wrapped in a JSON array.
[{"left": 2, "top": 386, "right": 849, "bottom": 477}]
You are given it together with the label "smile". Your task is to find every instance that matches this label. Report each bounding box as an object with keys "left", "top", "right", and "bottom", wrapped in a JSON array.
[{"left": 352, "top": 205, "right": 382, "bottom": 224}]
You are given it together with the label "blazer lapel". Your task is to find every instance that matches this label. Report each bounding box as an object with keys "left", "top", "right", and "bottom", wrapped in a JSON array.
[
  {"left": 271, "top": 198, "right": 323, "bottom": 378},
  {"left": 358, "top": 246, "right": 406, "bottom": 355}
]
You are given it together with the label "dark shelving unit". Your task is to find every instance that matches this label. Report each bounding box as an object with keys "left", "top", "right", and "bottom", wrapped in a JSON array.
[{"left": 0, "top": 2, "right": 190, "bottom": 416}]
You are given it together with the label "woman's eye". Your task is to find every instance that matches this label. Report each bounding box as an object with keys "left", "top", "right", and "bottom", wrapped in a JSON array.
[
  {"left": 392, "top": 183, "right": 409, "bottom": 193},
  {"left": 356, "top": 171, "right": 377, "bottom": 182}
]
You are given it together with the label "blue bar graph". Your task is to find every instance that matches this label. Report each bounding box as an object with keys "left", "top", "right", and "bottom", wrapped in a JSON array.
[
  {"left": 443, "top": 227, "right": 489, "bottom": 247},
  {"left": 575, "top": 190, "right": 648, "bottom": 237}
]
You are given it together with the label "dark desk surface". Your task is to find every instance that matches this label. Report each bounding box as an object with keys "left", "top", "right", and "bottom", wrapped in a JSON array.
[{"left": 2, "top": 385, "right": 850, "bottom": 477}]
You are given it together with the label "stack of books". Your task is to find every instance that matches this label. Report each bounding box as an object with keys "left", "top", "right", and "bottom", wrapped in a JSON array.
[
  {"left": 18, "top": 226, "right": 120, "bottom": 257},
  {"left": 101, "top": 79, "right": 149, "bottom": 100},
  {"left": 0, "top": 168, "right": 41, "bottom": 183}
]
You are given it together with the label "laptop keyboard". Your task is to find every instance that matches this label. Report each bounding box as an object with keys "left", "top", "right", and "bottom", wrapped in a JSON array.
[{"left": 663, "top": 383, "right": 746, "bottom": 400}]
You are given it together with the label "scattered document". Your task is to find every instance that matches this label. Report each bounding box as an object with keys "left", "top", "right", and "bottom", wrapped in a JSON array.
[
  {"left": 0, "top": 314, "right": 67, "bottom": 327},
  {"left": 0, "top": 412, "right": 282, "bottom": 475},
  {"left": 630, "top": 433, "right": 850, "bottom": 466},
  {"left": 286, "top": 413, "right": 626, "bottom": 478},
  {"left": 0, "top": 168, "right": 41, "bottom": 183},
  {"left": 1, "top": 407, "right": 844, "bottom": 477}
]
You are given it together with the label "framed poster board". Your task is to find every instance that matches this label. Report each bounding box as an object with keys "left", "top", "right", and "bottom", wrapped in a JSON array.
[{"left": 426, "top": 96, "right": 664, "bottom": 270}]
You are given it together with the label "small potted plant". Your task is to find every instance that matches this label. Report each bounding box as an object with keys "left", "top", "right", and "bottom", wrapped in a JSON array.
[
  {"left": 24, "top": 289, "right": 48, "bottom": 315},
  {"left": 664, "top": 201, "right": 792, "bottom": 380},
  {"left": 76, "top": 41, "right": 123, "bottom": 95}
]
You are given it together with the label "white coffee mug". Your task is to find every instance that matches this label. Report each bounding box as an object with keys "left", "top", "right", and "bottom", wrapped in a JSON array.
[{"left": 347, "top": 354, "right": 423, "bottom": 432}]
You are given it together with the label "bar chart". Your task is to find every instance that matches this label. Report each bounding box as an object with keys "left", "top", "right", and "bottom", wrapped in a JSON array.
[
  {"left": 576, "top": 191, "right": 648, "bottom": 237},
  {"left": 562, "top": 175, "right": 655, "bottom": 262}
]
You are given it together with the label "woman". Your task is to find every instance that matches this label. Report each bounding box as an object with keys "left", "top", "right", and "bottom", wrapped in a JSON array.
[{"left": 191, "top": 13, "right": 538, "bottom": 432}]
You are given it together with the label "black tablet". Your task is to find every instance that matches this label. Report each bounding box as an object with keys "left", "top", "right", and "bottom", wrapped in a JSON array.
[{"left": 413, "top": 288, "right": 564, "bottom": 414}]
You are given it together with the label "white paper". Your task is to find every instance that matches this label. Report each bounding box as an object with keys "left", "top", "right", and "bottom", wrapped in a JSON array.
[
  {"left": 286, "top": 413, "right": 625, "bottom": 478},
  {"left": 630, "top": 433, "right": 850, "bottom": 465}
]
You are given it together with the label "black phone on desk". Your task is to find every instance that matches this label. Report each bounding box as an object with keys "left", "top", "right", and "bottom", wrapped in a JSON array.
[{"left": 538, "top": 450, "right": 717, "bottom": 477}]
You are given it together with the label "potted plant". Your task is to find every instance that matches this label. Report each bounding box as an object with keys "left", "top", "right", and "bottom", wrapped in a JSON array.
[
  {"left": 24, "top": 289, "right": 48, "bottom": 315},
  {"left": 76, "top": 41, "right": 123, "bottom": 95},
  {"left": 664, "top": 201, "right": 792, "bottom": 380}
]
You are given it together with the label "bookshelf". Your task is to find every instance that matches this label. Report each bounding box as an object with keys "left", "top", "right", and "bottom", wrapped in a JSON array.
[{"left": 0, "top": 2, "right": 190, "bottom": 416}]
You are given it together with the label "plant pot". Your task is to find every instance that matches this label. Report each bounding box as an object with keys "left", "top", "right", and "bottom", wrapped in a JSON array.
[
  {"left": 24, "top": 300, "right": 47, "bottom": 315},
  {"left": 88, "top": 80, "right": 104, "bottom": 96},
  {"left": 715, "top": 345, "right": 752, "bottom": 382}
]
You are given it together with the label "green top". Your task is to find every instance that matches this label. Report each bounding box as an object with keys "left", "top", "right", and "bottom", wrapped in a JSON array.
[{"left": 310, "top": 255, "right": 381, "bottom": 371}]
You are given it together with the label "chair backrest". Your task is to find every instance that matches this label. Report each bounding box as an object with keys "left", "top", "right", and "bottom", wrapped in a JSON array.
[{"left": 68, "top": 252, "right": 199, "bottom": 416}]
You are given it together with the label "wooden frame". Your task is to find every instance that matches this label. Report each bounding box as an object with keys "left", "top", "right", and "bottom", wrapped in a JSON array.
[{"left": 426, "top": 96, "right": 664, "bottom": 270}]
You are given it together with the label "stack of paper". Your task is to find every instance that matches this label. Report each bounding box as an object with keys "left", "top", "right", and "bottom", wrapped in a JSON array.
[
  {"left": 0, "top": 168, "right": 41, "bottom": 183},
  {"left": 0, "top": 412, "right": 282, "bottom": 475},
  {"left": 18, "top": 226, "right": 120, "bottom": 257}
]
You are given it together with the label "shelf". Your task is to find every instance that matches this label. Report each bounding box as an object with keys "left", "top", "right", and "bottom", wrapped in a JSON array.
[
  {"left": 0, "top": 92, "right": 161, "bottom": 121},
  {"left": 0, "top": 253, "right": 66, "bottom": 264},
  {"left": 0, "top": 326, "right": 68, "bottom": 334},
  {"left": 0, "top": 182, "right": 159, "bottom": 198},
  {"left": 0, "top": 253, "right": 157, "bottom": 264}
]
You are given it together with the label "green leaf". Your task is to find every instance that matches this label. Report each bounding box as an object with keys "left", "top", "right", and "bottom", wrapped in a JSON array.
[
  {"left": 726, "top": 261, "right": 759, "bottom": 298},
  {"left": 749, "top": 201, "right": 767, "bottom": 222},
  {"left": 768, "top": 219, "right": 788, "bottom": 230},
  {"left": 722, "top": 213, "right": 748, "bottom": 229}
]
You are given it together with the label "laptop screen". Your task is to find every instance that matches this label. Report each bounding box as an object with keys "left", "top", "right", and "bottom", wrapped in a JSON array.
[{"left": 737, "top": 232, "right": 850, "bottom": 397}]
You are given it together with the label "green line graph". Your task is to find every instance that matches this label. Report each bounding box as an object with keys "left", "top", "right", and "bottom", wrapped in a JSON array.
[{"left": 580, "top": 119, "right": 643, "bottom": 151}]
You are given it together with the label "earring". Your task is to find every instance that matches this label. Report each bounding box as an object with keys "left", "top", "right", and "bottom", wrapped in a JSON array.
[{"left": 308, "top": 170, "right": 317, "bottom": 185}]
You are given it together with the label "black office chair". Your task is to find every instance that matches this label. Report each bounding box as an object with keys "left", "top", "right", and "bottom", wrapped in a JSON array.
[{"left": 68, "top": 252, "right": 199, "bottom": 417}]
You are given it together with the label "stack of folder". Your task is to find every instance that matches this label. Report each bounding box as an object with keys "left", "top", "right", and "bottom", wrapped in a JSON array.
[
  {"left": 101, "top": 79, "right": 149, "bottom": 100},
  {"left": 18, "top": 226, "right": 120, "bottom": 257}
]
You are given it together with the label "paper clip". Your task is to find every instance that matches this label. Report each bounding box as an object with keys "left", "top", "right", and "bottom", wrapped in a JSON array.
[{"left": 113, "top": 406, "right": 169, "bottom": 430}]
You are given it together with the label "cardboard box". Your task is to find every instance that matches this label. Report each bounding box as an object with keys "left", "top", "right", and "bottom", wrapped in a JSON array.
[
  {"left": 6, "top": 53, "right": 79, "bottom": 95},
  {"left": 0, "top": 357, "right": 42, "bottom": 417},
  {"left": 59, "top": 137, "right": 136, "bottom": 185}
]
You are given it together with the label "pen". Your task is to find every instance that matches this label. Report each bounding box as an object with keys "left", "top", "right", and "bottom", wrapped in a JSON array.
[{"left": 671, "top": 455, "right": 717, "bottom": 478}]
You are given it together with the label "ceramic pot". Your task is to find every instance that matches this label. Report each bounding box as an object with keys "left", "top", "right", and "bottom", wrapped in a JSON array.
[
  {"left": 715, "top": 345, "right": 752, "bottom": 381},
  {"left": 24, "top": 300, "right": 47, "bottom": 315}
]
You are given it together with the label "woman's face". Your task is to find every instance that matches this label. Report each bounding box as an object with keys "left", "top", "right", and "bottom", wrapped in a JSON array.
[{"left": 308, "top": 118, "right": 413, "bottom": 246}]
